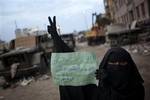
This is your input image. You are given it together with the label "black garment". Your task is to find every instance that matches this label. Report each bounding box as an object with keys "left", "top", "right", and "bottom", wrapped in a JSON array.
[
  {"left": 97, "top": 47, "right": 145, "bottom": 100},
  {"left": 48, "top": 16, "right": 98, "bottom": 100},
  {"left": 59, "top": 84, "right": 98, "bottom": 100}
]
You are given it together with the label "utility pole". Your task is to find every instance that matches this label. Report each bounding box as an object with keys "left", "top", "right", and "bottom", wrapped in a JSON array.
[
  {"left": 92, "top": 12, "right": 97, "bottom": 27},
  {"left": 14, "top": 20, "right": 18, "bottom": 29}
]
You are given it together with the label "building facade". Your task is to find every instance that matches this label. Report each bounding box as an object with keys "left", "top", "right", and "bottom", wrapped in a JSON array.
[
  {"left": 15, "top": 28, "right": 48, "bottom": 38},
  {"left": 104, "top": 0, "right": 150, "bottom": 25},
  {"left": 104, "top": 0, "right": 115, "bottom": 21}
]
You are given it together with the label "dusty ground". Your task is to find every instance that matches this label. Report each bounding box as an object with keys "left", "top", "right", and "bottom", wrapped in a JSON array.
[
  {"left": 0, "top": 42, "right": 150, "bottom": 100},
  {"left": 0, "top": 78, "right": 59, "bottom": 100}
]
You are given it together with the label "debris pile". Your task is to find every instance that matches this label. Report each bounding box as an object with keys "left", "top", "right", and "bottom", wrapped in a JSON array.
[
  {"left": 127, "top": 42, "right": 150, "bottom": 56},
  {"left": 0, "top": 74, "right": 50, "bottom": 89}
]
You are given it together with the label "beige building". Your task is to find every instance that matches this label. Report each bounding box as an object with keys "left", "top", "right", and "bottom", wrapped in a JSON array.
[
  {"left": 104, "top": 0, "right": 150, "bottom": 25},
  {"left": 104, "top": 0, "right": 115, "bottom": 21}
]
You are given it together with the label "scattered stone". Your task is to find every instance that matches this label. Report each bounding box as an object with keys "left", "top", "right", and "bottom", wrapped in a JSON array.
[
  {"left": 20, "top": 77, "right": 34, "bottom": 86},
  {"left": 0, "top": 96, "right": 4, "bottom": 100},
  {"left": 132, "top": 49, "right": 138, "bottom": 53},
  {"left": 1, "top": 82, "right": 11, "bottom": 89},
  {"left": 0, "top": 77, "right": 6, "bottom": 87},
  {"left": 38, "top": 75, "right": 50, "bottom": 81}
]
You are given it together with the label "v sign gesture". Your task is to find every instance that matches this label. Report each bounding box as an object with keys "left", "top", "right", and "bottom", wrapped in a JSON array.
[{"left": 47, "top": 16, "right": 74, "bottom": 52}]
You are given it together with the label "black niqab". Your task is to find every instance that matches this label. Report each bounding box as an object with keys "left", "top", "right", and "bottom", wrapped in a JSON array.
[{"left": 98, "top": 47, "right": 144, "bottom": 100}]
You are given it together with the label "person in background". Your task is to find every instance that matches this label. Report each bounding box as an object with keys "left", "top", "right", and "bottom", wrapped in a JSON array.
[
  {"left": 96, "top": 47, "right": 145, "bottom": 100},
  {"left": 47, "top": 16, "right": 98, "bottom": 100}
]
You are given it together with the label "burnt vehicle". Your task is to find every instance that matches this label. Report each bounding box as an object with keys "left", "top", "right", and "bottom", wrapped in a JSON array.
[
  {"left": 106, "top": 21, "right": 150, "bottom": 47},
  {"left": 0, "top": 34, "right": 53, "bottom": 80},
  {"left": 60, "top": 33, "right": 76, "bottom": 50}
]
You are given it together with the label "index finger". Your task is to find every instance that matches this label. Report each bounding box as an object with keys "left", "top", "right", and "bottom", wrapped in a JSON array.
[
  {"left": 53, "top": 16, "right": 56, "bottom": 26},
  {"left": 48, "top": 16, "right": 53, "bottom": 25}
]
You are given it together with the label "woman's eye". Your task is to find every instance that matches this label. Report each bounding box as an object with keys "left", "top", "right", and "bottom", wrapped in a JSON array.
[
  {"left": 119, "top": 62, "right": 128, "bottom": 66},
  {"left": 108, "top": 62, "right": 128, "bottom": 66},
  {"left": 108, "top": 62, "right": 119, "bottom": 65}
]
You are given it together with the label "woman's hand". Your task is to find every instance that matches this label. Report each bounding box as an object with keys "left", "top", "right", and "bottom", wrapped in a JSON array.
[
  {"left": 47, "top": 16, "right": 57, "bottom": 36},
  {"left": 95, "top": 69, "right": 107, "bottom": 80}
]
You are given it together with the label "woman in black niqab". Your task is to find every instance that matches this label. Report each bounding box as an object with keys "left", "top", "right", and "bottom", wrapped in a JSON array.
[
  {"left": 96, "top": 47, "right": 145, "bottom": 100},
  {"left": 47, "top": 16, "right": 98, "bottom": 100}
]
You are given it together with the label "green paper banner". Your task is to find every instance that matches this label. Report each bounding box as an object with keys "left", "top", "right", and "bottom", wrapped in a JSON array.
[{"left": 51, "top": 52, "right": 98, "bottom": 86}]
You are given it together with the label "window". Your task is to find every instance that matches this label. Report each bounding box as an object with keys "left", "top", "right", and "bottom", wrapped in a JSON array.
[
  {"left": 127, "top": 0, "right": 132, "bottom": 5},
  {"left": 141, "top": 3, "right": 145, "bottom": 18},
  {"left": 122, "top": 15, "right": 125, "bottom": 23},
  {"left": 136, "top": 6, "right": 140, "bottom": 18},
  {"left": 129, "top": 10, "right": 134, "bottom": 21},
  {"left": 124, "top": 15, "right": 127, "bottom": 23},
  {"left": 126, "top": 14, "right": 129, "bottom": 23},
  {"left": 119, "top": 0, "right": 122, "bottom": 7}
]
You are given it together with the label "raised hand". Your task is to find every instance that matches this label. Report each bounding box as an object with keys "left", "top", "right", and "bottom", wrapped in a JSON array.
[
  {"left": 47, "top": 16, "right": 58, "bottom": 38},
  {"left": 95, "top": 68, "right": 107, "bottom": 87},
  {"left": 47, "top": 16, "right": 74, "bottom": 52}
]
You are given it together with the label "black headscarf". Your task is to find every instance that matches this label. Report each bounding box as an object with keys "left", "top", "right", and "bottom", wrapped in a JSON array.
[{"left": 97, "top": 47, "right": 144, "bottom": 100}]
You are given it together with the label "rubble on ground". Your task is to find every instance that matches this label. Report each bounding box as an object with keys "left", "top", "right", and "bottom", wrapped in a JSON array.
[{"left": 0, "top": 74, "right": 51, "bottom": 89}]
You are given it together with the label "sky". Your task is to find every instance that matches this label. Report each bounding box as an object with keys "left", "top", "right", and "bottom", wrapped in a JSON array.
[{"left": 0, "top": 0, "right": 105, "bottom": 42}]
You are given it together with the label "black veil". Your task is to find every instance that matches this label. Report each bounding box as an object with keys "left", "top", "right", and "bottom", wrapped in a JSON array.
[
  {"left": 97, "top": 47, "right": 144, "bottom": 100},
  {"left": 98, "top": 47, "right": 144, "bottom": 86}
]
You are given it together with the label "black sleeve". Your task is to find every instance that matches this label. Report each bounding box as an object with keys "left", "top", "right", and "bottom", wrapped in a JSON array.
[
  {"left": 137, "top": 84, "right": 145, "bottom": 100},
  {"left": 47, "top": 16, "right": 74, "bottom": 53}
]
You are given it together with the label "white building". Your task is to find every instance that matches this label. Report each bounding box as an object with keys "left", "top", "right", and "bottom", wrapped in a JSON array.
[{"left": 15, "top": 28, "right": 48, "bottom": 38}]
